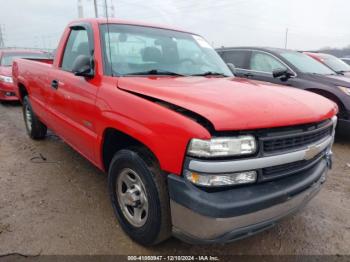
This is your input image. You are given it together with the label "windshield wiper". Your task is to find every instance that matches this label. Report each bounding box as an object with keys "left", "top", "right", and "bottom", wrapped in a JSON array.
[
  {"left": 126, "top": 69, "right": 185, "bottom": 76},
  {"left": 190, "top": 71, "right": 229, "bottom": 77},
  {"left": 336, "top": 70, "right": 348, "bottom": 75}
]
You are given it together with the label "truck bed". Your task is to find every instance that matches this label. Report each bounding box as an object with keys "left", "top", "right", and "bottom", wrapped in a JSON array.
[
  {"left": 12, "top": 57, "right": 54, "bottom": 78},
  {"left": 25, "top": 58, "right": 54, "bottom": 64},
  {"left": 12, "top": 58, "right": 54, "bottom": 102}
]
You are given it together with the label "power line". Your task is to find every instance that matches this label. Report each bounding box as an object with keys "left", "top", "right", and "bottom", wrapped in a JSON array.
[{"left": 90, "top": 0, "right": 115, "bottom": 18}]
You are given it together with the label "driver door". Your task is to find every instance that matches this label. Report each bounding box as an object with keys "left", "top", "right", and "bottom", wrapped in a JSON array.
[{"left": 48, "top": 25, "right": 98, "bottom": 162}]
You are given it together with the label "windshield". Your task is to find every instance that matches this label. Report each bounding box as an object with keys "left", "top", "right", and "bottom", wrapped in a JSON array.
[
  {"left": 280, "top": 51, "right": 335, "bottom": 75},
  {"left": 0, "top": 52, "right": 49, "bottom": 67},
  {"left": 321, "top": 54, "right": 350, "bottom": 73},
  {"left": 100, "top": 24, "right": 232, "bottom": 77}
]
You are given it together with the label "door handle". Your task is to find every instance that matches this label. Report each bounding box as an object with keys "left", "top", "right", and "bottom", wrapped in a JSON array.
[{"left": 51, "top": 80, "right": 59, "bottom": 89}]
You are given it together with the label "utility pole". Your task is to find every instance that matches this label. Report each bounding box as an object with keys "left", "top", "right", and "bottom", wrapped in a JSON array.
[
  {"left": 0, "top": 25, "right": 5, "bottom": 48},
  {"left": 78, "top": 0, "right": 84, "bottom": 18},
  {"left": 284, "top": 28, "right": 289, "bottom": 49},
  {"left": 93, "top": 0, "right": 99, "bottom": 18}
]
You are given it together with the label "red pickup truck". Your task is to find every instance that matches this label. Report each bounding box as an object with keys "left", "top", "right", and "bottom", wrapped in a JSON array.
[{"left": 12, "top": 18, "right": 338, "bottom": 245}]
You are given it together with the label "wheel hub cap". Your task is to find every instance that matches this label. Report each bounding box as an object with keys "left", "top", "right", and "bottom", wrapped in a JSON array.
[
  {"left": 124, "top": 186, "right": 141, "bottom": 207},
  {"left": 117, "top": 168, "right": 148, "bottom": 227}
]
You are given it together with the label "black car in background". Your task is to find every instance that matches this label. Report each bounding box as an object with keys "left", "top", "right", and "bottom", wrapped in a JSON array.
[{"left": 217, "top": 47, "right": 350, "bottom": 133}]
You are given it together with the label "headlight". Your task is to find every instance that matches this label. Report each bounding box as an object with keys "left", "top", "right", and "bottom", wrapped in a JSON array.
[
  {"left": 0, "top": 75, "right": 13, "bottom": 83},
  {"left": 338, "top": 86, "right": 350, "bottom": 96},
  {"left": 185, "top": 170, "right": 257, "bottom": 187},
  {"left": 187, "top": 136, "right": 257, "bottom": 158}
]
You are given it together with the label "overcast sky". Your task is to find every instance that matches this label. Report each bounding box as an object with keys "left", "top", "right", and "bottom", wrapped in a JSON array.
[{"left": 1, "top": 0, "right": 350, "bottom": 50}]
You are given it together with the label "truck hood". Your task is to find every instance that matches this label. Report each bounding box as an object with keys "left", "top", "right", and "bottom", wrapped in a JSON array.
[
  {"left": 0, "top": 66, "right": 12, "bottom": 76},
  {"left": 118, "top": 77, "right": 337, "bottom": 131}
]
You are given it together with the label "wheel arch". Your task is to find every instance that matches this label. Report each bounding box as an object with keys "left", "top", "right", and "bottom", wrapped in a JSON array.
[
  {"left": 101, "top": 127, "right": 161, "bottom": 173},
  {"left": 17, "top": 82, "right": 28, "bottom": 102}
]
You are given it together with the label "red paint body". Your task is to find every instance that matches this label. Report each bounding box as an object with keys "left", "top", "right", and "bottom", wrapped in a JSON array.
[{"left": 12, "top": 19, "right": 337, "bottom": 175}]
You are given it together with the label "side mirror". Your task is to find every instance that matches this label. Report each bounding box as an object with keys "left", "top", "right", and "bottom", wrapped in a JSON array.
[
  {"left": 272, "top": 68, "right": 293, "bottom": 81},
  {"left": 72, "top": 55, "right": 94, "bottom": 77},
  {"left": 227, "top": 63, "right": 236, "bottom": 75}
]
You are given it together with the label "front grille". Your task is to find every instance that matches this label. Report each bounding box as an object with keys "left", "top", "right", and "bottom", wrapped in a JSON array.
[
  {"left": 261, "top": 151, "right": 325, "bottom": 182},
  {"left": 261, "top": 120, "right": 333, "bottom": 154}
]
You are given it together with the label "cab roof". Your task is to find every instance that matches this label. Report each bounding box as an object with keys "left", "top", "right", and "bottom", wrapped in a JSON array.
[{"left": 68, "top": 18, "right": 193, "bottom": 34}]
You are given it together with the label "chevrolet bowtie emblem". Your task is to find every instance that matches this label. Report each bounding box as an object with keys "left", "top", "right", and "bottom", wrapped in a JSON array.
[{"left": 304, "top": 144, "right": 321, "bottom": 160}]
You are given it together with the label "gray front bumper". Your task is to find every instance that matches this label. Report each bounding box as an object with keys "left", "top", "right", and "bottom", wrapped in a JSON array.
[
  {"left": 169, "top": 117, "right": 336, "bottom": 244},
  {"left": 169, "top": 158, "right": 329, "bottom": 244}
]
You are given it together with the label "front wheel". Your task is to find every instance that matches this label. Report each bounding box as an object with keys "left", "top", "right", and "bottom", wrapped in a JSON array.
[
  {"left": 108, "top": 149, "right": 171, "bottom": 246},
  {"left": 22, "top": 96, "right": 47, "bottom": 140}
]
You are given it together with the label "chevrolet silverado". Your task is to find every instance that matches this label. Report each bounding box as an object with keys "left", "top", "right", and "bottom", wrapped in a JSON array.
[{"left": 12, "top": 19, "right": 337, "bottom": 245}]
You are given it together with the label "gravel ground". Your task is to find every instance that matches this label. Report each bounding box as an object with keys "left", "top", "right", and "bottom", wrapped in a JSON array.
[{"left": 0, "top": 101, "right": 349, "bottom": 256}]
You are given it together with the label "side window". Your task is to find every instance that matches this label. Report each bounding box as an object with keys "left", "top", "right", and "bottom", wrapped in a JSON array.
[
  {"left": 222, "top": 50, "right": 249, "bottom": 69},
  {"left": 249, "top": 51, "right": 286, "bottom": 73},
  {"left": 61, "top": 29, "right": 89, "bottom": 72}
]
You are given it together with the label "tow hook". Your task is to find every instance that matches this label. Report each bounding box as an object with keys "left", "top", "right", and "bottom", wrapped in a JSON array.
[{"left": 326, "top": 151, "right": 333, "bottom": 169}]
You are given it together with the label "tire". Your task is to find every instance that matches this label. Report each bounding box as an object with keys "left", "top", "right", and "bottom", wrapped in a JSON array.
[
  {"left": 108, "top": 148, "right": 171, "bottom": 246},
  {"left": 22, "top": 96, "right": 47, "bottom": 140}
]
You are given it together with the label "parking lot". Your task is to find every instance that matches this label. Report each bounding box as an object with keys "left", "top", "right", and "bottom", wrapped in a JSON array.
[{"left": 0, "top": 101, "right": 349, "bottom": 256}]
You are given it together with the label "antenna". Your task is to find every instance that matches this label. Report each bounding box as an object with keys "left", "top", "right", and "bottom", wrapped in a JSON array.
[{"left": 104, "top": 0, "right": 113, "bottom": 76}]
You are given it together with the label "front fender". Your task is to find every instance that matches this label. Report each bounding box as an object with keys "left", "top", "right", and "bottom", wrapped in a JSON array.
[{"left": 95, "top": 89, "right": 211, "bottom": 175}]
